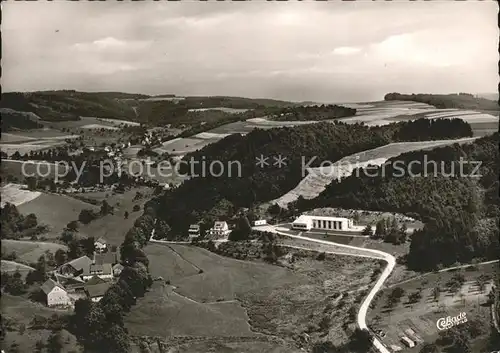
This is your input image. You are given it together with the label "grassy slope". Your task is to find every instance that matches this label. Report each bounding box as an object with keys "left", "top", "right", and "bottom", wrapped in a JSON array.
[
  {"left": 1, "top": 239, "right": 67, "bottom": 264},
  {"left": 127, "top": 243, "right": 379, "bottom": 351},
  {"left": 17, "top": 193, "right": 100, "bottom": 239}
]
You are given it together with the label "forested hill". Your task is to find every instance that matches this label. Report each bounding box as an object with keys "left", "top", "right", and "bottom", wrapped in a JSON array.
[
  {"left": 157, "top": 118, "right": 472, "bottom": 235},
  {"left": 1, "top": 91, "right": 140, "bottom": 122},
  {"left": 384, "top": 92, "right": 499, "bottom": 111},
  {"left": 266, "top": 104, "right": 356, "bottom": 121},
  {"left": 0, "top": 91, "right": 298, "bottom": 126},
  {"left": 296, "top": 132, "right": 499, "bottom": 270}
]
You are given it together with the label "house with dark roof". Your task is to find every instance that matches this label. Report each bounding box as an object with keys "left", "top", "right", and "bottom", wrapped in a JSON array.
[
  {"left": 82, "top": 263, "right": 113, "bottom": 281},
  {"left": 85, "top": 275, "right": 107, "bottom": 286},
  {"left": 41, "top": 279, "right": 71, "bottom": 307},
  {"left": 93, "top": 251, "right": 120, "bottom": 266},
  {"left": 84, "top": 282, "right": 112, "bottom": 302},
  {"left": 59, "top": 256, "right": 93, "bottom": 277}
]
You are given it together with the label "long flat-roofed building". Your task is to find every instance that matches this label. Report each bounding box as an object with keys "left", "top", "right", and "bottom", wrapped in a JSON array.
[{"left": 292, "top": 215, "right": 354, "bottom": 231}]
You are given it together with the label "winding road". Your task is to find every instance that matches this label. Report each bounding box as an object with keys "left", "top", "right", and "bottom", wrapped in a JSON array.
[
  {"left": 150, "top": 222, "right": 395, "bottom": 352},
  {"left": 259, "top": 225, "right": 395, "bottom": 353}
]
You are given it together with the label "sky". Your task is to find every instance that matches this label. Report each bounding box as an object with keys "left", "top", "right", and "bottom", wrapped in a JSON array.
[{"left": 2, "top": 1, "right": 498, "bottom": 103}]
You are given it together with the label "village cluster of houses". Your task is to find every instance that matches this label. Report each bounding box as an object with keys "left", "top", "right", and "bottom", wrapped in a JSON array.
[
  {"left": 187, "top": 219, "right": 267, "bottom": 241},
  {"left": 41, "top": 238, "right": 124, "bottom": 307}
]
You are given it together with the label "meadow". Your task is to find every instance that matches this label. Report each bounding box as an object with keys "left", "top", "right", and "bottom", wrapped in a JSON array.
[
  {"left": 126, "top": 243, "right": 380, "bottom": 351},
  {"left": 1, "top": 239, "right": 67, "bottom": 264},
  {"left": 17, "top": 192, "right": 100, "bottom": 240}
]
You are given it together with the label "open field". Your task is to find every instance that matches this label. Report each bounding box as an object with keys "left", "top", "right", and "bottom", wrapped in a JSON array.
[
  {"left": 96, "top": 117, "right": 140, "bottom": 126},
  {"left": 1, "top": 183, "right": 42, "bottom": 207},
  {"left": 1, "top": 133, "right": 38, "bottom": 143},
  {"left": 1, "top": 160, "right": 68, "bottom": 182},
  {"left": 0, "top": 142, "right": 67, "bottom": 156},
  {"left": 1, "top": 129, "right": 80, "bottom": 156},
  {"left": 2, "top": 129, "right": 79, "bottom": 139},
  {"left": 368, "top": 263, "right": 498, "bottom": 352},
  {"left": 1, "top": 294, "right": 77, "bottom": 353},
  {"left": 1, "top": 239, "right": 67, "bottom": 264},
  {"left": 72, "top": 186, "right": 154, "bottom": 246},
  {"left": 126, "top": 282, "right": 257, "bottom": 337},
  {"left": 1, "top": 260, "right": 35, "bottom": 279},
  {"left": 153, "top": 137, "right": 218, "bottom": 155},
  {"left": 271, "top": 137, "right": 477, "bottom": 207},
  {"left": 128, "top": 243, "right": 380, "bottom": 350},
  {"left": 80, "top": 124, "right": 120, "bottom": 130},
  {"left": 188, "top": 107, "right": 249, "bottom": 113},
  {"left": 17, "top": 192, "right": 99, "bottom": 239},
  {"left": 164, "top": 339, "right": 297, "bottom": 353}
]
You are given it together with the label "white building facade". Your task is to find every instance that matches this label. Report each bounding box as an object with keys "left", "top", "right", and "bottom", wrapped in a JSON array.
[
  {"left": 292, "top": 215, "right": 354, "bottom": 231},
  {"left": 209, "top": 221, "right": 230, "bottom": 237}
]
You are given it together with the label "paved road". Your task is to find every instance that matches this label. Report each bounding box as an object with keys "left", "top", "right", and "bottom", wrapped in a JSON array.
[{"left": 258, "top": 225, "right": 394, "bottom": 353}]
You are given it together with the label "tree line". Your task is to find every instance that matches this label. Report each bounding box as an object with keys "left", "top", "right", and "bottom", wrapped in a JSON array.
[
  {"left": 384, "top": 92, "right": 499, "bottom": 110},
  {"left": 296, "top": 133, "right": 499, "bottom": 270}
]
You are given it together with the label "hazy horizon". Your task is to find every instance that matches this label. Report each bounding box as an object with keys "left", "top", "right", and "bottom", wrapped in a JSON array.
[{"left": 2, "top": 1, "right": 498, "bottom": 103}]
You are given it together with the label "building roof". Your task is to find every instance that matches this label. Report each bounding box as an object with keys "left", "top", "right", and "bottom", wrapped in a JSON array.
[
  {"left": 65, "top": 256, "right": 93, "bottom": 272},
  {"left": 213, "top": 221, "right": 228, "bottom": 229},
  {"left": 93, "top": 252, "right": 120, "bottom": 266},
  {"left": 112, "top": 263, "right": 124, "bottom": 271},
  {"left": 293, "top": 215, "right": 350, "bottom": 224},
  {"left": 95, "top": 237, "right": 107, "bottom": 245},
  {"left": 189, "top": 224, "right": 200, "bottom": 230},
  {"left": 84, "top": 263, "right": 113, "bottom": 277},
  {"left": 85, "top": 282, "right": 112, "bottom": 298},
  {"left": 85, "top": 276, "right": 107, "bottom": 286},
  {"left": 41, "top": 279, "right": 66, "bottom": 295}
]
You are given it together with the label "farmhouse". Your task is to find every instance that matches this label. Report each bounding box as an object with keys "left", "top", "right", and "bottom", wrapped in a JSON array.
[
  {"left": 188, "top": 224, "right": 200, "bottom": 239},
  {"left": 59, "top": 256, "right": 93, "bottom": 277},
  {"left": 84, "top": 282, "right": 112, "bottom": 302},
  {"left": 41, "top": 279, "right": 71, "bottom": 307},
  {"left": 292, "top": 215, "right": 354, "bottom": 232},
  {"left": 82, "top": 263, "right": 113, "bottom": 281},
  {"left": 209, "top": 221, "right": 230, "bottom": 238},
  {"left": 94, "top": 237, "right": 107, "bottom": 253}
]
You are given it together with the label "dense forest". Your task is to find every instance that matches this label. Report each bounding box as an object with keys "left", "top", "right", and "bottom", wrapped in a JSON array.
[
  {"left": 157, "top": 118, "right": 473, "bottom": 235},
  {"left": 296, "top": 133, "right": 499, "bottom": 270},
  {"left": 0, "top": 91, "right": 139, "bottom": 122},
  {"left": 267, "top": 104, "right": 357, "bottom": 121},
  {"left": 1, "top": 90, "right": 299, "bottom": 128},
  {"left": 384, "top": 92, "right": 499, "bottom": 111}
]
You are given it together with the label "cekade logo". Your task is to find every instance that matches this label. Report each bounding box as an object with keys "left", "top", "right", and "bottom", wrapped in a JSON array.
[{"left": 436, "top": 312, "right": 468, "bottom": 330}]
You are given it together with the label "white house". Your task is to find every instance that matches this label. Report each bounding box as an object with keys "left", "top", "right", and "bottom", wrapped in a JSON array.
[
  {"left": 41, "top": 279, "right": 71, "bottom": 307},
  {"left": 253, "top": 219, "right": 267, "bottom": 226},
  {"left": 94, "top": 237, "right": 107, "bottom": 253},
  {"left": 209, "top": 221, "right": 230, "bottom": 238},
  {"left": 188, "top": 224, "right": 200, "bottom": 239},
  {"left": 292, "top": 215, "right": 354, "bottom": 232}
]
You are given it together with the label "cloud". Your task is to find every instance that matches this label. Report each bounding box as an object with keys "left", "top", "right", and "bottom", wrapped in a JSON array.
[
  {"left": 72, "top": 37, "right": 152, "bottom": 52},
  {"left": 1, "top": 1, "right": 497, "bottom": 102},
  {"left": 332, "top": 47, "right": 362, "bottom": 56}
]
